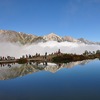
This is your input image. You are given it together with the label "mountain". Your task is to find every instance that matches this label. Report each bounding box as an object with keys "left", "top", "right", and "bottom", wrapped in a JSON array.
[
  {"left": 43, "top": 33, "right": 63, "bottom": 42},
  {"left": 78, "top": 38, "right": 95, "bottom": 45},
  {"left": 0, "top": 30, "right": 45, "bottom": 44},
  {"left": 0, "top": 30, "right": 99, "bottom": 45},
  {"left": 62, "top": 36, "right": 79, "bottom": 42}
]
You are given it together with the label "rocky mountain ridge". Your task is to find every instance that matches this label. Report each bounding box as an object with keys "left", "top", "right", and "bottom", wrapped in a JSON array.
[{"left": 0, "top": 30, "right": 99, "bottom": 45}]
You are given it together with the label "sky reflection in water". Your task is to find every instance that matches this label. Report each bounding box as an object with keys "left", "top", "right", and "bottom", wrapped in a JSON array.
[{"left": 0, "top": 59, "right": 100, "bottom": 100}]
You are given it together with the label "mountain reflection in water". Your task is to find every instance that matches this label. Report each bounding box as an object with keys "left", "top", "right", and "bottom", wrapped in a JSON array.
[{"left": 0, "top": 60, "right": 91, "bottom": 80}]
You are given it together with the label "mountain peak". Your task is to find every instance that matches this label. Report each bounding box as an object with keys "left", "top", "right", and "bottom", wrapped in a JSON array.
[
  {"left": 43, "top": 33, "right": 62, "bottom": 42},
  {"left": 48, "top": 32, "right": 58, "bottom": 36},
  {"left": 0, "top": 29, "right": 99, "bottom": 45}
]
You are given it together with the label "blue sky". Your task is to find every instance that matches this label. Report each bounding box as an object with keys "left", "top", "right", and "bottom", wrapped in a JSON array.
[{"left": 0, "top": 0, "right": 100, "bottom": 41}]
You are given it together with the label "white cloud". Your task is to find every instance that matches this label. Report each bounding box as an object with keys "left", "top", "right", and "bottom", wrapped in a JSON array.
[{"left": 0, "top": 41, "right": 100, "bottom": 58}]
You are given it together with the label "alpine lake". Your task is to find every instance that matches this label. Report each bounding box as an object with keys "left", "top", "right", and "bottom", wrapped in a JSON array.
[{"left": 0, "top": 59, "right": 100, "bottom": 100}]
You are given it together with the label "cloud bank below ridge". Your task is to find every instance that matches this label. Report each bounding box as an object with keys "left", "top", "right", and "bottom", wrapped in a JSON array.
[{"left": 0, "top": 41, "right": 100, "bottom": 58}]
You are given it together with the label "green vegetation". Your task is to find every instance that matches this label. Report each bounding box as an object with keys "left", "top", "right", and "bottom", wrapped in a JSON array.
[
  {"left": 17, "top": 58, "right": 28, "bottom": 64},
  {"left": 52, "top": 50, "right": 100, "bottom": 63},
  {"left": 1, "top": 49, "right": 100, "bottom": 64}
]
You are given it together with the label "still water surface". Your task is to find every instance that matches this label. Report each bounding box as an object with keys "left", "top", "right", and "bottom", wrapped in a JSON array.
[{"left": 0, "top": 59, "right": 100, "bottom": 100}]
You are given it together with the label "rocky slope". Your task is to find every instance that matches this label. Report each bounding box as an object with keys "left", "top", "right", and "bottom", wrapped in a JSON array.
[
  {"left": 0, "top": 30, "right": 44, "bottom": 44},
  {"left": 0, "top": 30, "right": 99, "bottom": 45}
]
